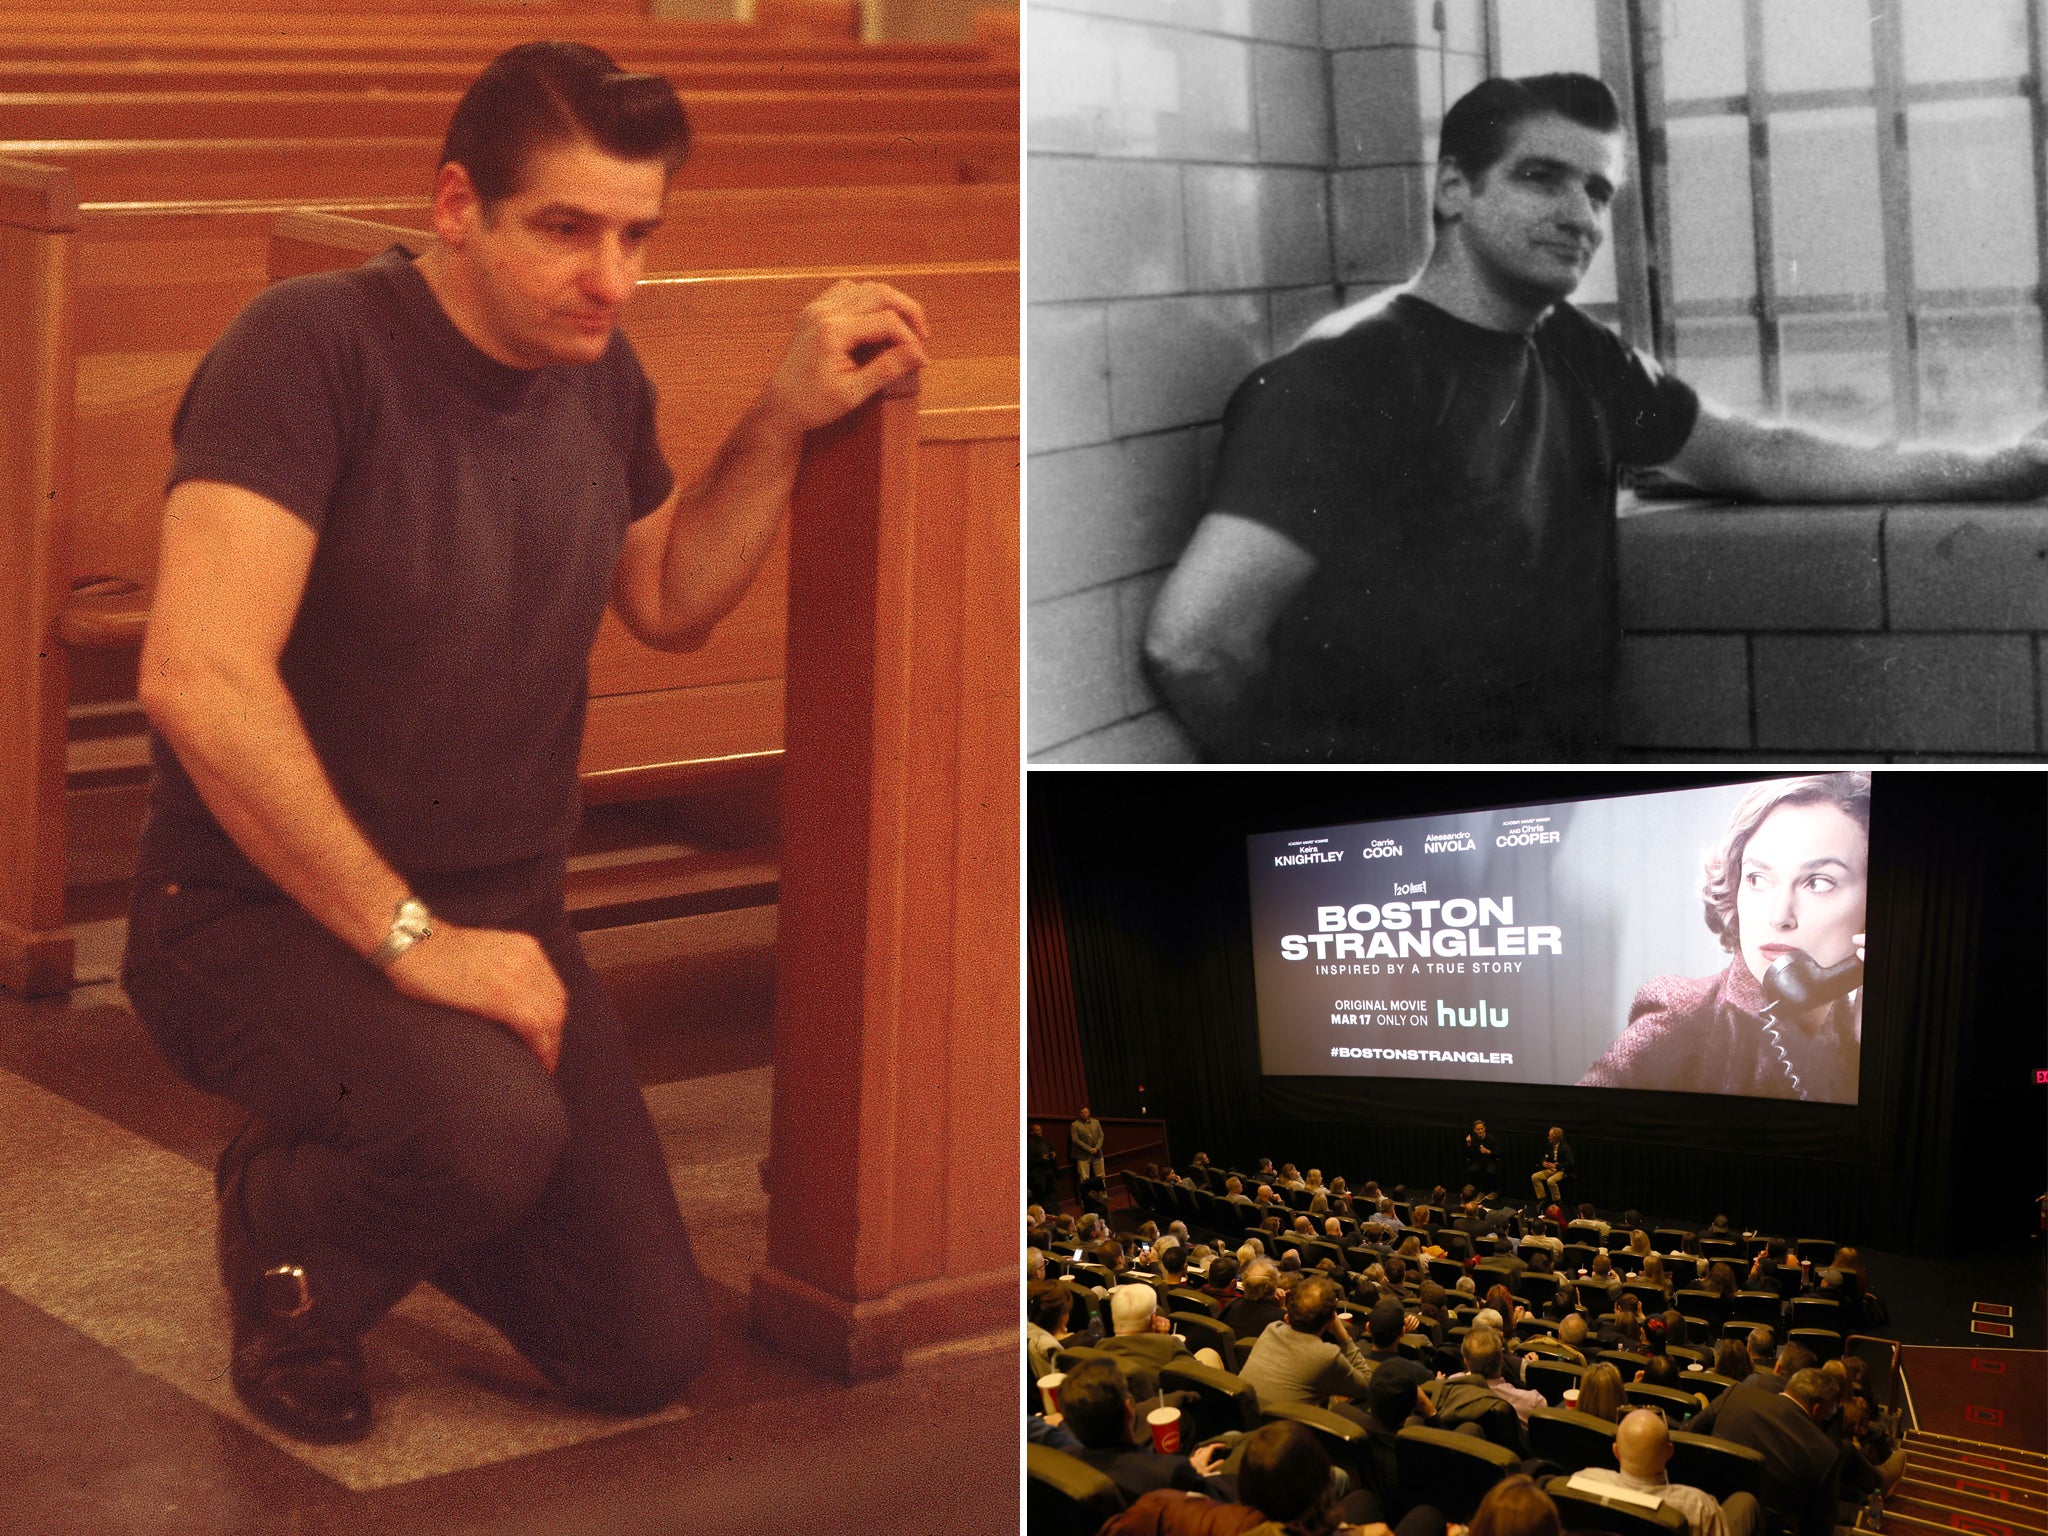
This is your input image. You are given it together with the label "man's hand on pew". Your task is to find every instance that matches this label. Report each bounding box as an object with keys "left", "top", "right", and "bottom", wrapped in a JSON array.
[
  {"left": 384, "top": 925, "right": 568, "bottom": 1075},
  {"left": 608, "top": 280, "right": 928, "bottom": 653},
  {"left": 759, "top": 279, "right": 931, "bottom": 433}
]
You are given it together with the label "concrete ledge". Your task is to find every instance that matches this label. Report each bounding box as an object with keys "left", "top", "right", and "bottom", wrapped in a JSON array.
[
  {"left": 1886, "top": 506, "right": 2048, "bottom": 631},
  {"left": 1616, "top": 635, "right": 1750, "bottom": 750},
  {"left": 1752, "top": 634, "right": 2038, "bottom": 755},
  {"left": 1034, "top": 708, "right": 1197, "bottom": 763},
  {"left": 1619, "top": 504, "right": 1883, "bottom": 630}
]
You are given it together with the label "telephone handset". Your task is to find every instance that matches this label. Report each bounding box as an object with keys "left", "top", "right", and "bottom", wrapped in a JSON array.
[{"left": 1761, "top": 950, "right": 1864, "bottom": 1011}]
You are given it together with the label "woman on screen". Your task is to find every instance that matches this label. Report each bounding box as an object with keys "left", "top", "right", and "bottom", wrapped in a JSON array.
[{"left": 1578, "top": 773, "right": 1870, "bottom": 1103}]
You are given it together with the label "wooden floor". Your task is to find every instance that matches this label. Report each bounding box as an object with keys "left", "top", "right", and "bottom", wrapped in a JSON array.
[{"left": 0, "top": 907, "right": 1017, "bottom": 1536}]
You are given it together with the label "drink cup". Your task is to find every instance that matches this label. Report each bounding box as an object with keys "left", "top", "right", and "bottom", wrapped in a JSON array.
[
  {"left": 1563, "top": 1388, "right": 1581, "bottom": 1408},
  {"left": 1147, "top": 1405, "right": 1182, "bottom": 1454},
  {"left": 1038, "top": 1372, "right": 1064, "bottom": 1417}
]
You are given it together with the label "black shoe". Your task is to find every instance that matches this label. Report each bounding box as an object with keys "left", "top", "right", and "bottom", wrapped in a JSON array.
[{"left": 217, "top": 1118, "right": 373, "bottom": 1444}]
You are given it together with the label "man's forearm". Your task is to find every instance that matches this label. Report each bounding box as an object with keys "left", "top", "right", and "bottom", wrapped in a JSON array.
[
  {"left": 649, "top": 399, "right": 807, "bottom": 648},
  {"left": 1692, "top": 419, "right": 2048, "bottom": 504},
  {"left": 144, "top": 661, "right": 409, "bottom": 957}
]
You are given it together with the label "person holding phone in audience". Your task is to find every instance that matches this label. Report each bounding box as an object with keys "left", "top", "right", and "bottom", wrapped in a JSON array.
[
  {"left": 1581, "top": 773, "right": 1869, "bottom": 1101},
  {"left": 120, "top": 42, "right": 929, "bottom": 1445}
]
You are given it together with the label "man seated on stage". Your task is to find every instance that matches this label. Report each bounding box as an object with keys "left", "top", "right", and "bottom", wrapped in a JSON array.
[
  {"left": 1236, "top": 1273, "right": 1380, "bottom": 1418},
  {"left": 1576, "top": 1407, "right": 1761, "bottom": 1536},
  {"left": 1533, "top": 1128, "right": 1573, "bottom": 1203}
]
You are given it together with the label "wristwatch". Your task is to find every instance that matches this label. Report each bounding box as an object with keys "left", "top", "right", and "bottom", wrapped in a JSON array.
[{"left": 370, "top": 897, "right": 434, "bottom": 969}]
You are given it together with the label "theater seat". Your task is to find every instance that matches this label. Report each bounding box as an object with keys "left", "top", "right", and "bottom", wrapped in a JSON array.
[
  {"left": 1168, "top": 1287, "right": 1221, "bottom": 1318},
  {"left": 1730, "top": 1291, "right": 1785, "bottom": 1327},
  {"left": 1675, "top": 1289, "right": 1727, "bottom": 1328},
  {"left": 1527, "top": 1406, "right": 1617, "bottom": 1472},
  {"left": 1159, "top": 1360, "right": 1261, "bottom": 1442},
  {"left": 1624, "top": 1381, "right": 1706, "bottom": 1423},
  {"left": 1524, "top": 1358, "right": 1586, "bottom": 1406},
  {"left": 1597, "top": 1350, "right": 1650, "bottom": 1376},
  {"left": 1685, "top": 1371, "right": 1740, "bottom": 1404},
  {"left": 1169, "top": 1311, "right": 1240, "bottom": 1374},
  {"left": 1668, "top": 1431, "right": 1766, "bottom": 1503},
  {"left": 1395, "top": 1425, "right": 1522, "bottom": 1522},
  {"left": 1027, "top": 1443, "right": 1124, "bottom": 1536},
  {"left": 1260, "top": 1399, "right": 1369, "bottom": 1480},
  {"left": 1787, "top": 1327, "right": 1842, "bottom": 1362},
  {"left": 1544, "top": 1474, "right": 1689, "bottom": 1536},
  {"left": 1794, "top": 1238, "right": 1836, "bottom": 1267},
  {"left": 1054, "top": 1344, "right": 1118, "bottom": 1374},
  {"left": 1790, "top": 1297, "right": 1842, "bottom": 1333}
]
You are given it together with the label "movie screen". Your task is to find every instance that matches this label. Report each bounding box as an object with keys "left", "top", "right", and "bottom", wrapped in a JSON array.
[{"left": 1244, "top": 775, "right": 1872, "bottom": 1104}]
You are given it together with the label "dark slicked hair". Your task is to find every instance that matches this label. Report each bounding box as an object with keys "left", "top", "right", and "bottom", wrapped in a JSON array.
[
  {"left": 1701, "top": 772, "right": 1871, "bottom": 953},
  {"left": 1435, "top": 72, "right": 1622, "bottom": 229},
  {"left": 441, "top": 41, "right": 691, "bottom": 210}
]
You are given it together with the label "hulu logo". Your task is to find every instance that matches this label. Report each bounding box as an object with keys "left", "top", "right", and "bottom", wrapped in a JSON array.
[{"left": 1436, "top": 1000, "right": 1509, "bottom": 1029}]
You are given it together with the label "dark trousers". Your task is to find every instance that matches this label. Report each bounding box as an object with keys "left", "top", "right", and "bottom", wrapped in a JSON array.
[{"left": 121, "top": 858, "right": 709, "bottom": 1412}]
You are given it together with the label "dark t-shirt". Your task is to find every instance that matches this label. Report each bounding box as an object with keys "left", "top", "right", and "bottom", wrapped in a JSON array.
[
  {"left": 142, "top": 248, "right": 674, "bottom": 888},
  {"left": 1207, "top": 292, "right": 1699, "bottom": 760}
]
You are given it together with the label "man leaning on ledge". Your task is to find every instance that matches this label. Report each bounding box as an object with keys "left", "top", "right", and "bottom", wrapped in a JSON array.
[{"left": 1144, "top": 72, "right": 2048, "bottom": 764}]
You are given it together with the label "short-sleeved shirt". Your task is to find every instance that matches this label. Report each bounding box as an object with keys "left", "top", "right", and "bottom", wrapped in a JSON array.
[
  {"left": 142, "top": 247, "right": 675, "bottom": 888},
  {"left": 1207, "top": 292, "right": 1699, "bottom": 761}
]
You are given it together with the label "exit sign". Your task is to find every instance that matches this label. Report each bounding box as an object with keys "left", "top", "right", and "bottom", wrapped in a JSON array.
[{"left": 2037, "top": 1070, "right": 2048, "bottom": 1085}]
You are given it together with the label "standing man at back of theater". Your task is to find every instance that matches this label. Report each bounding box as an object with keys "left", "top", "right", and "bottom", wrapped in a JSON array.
[
  {"left": 120, "top": 41, "right": 929, "bottom": 1445},
  {"left": 1145, "top": 71, "right": 2048, "bottom": 762}
]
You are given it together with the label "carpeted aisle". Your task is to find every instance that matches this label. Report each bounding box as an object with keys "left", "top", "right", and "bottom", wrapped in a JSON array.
[{"left": 1903, "top": 1347, "right": 2047, "bottom": 1454}]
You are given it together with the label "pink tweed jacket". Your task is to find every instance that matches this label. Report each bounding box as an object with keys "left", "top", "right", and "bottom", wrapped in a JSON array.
[{"left": 1577, "top": 957, "right": 1860, "bottom": 1102}]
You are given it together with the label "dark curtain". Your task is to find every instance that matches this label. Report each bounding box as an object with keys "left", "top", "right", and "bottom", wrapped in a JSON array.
[{"left": 1030, "top": 771, "right": 2045, "bottom": 1256}]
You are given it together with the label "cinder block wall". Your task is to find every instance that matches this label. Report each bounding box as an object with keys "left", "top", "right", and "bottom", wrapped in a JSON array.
[
  {"left": 1617, "top": 505, "right": 2048, "bottom": 759},
  {"left": 1026, "top": 0, "right": 1488, "bottom": 761}
]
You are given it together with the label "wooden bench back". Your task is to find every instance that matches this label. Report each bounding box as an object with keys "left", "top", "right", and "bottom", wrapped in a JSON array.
[
  {"left": 0, "top": 85, "right": 1020, "bottom": 140},
  {"left": 0, "top": 128, "right": 1017, "bottom": 203},
  {"left": 62, "top": 201, "right": 1014, "bottom": 605},
  {"left": 0, "top": 159, "right": 75, "bottom": 987},
  {"left": 0, "top": 58, "right": 1015, "bottom": 93}
]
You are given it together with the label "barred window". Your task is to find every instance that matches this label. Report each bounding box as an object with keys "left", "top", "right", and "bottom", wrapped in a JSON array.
[{"left": 1490, "top": 0, "right": 2048, "bottom": 445}]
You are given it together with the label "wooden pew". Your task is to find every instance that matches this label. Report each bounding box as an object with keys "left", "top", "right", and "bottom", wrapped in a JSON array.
[
  {"left": 0, "top": 159, "right": 74, "bottom": 995},
  {"left": 73, "top": 180, "right": 1017, "bottom": 350},
  {"left": 0, "top": 58, "right": 1016, "bottom": 94},
  {"left": 0, "top": 85, "right": 1021, "bottom": 140},
  {"left": 0, "top": 189, "right": 1019, "bottom": 992},
  {"left": 0, "top": 130, "right": 1019, "bottom": 202}
]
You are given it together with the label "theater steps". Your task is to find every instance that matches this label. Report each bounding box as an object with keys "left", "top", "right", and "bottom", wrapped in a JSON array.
[{"left": 1862, "top": 1432, "right": 2047, "bottom": 1536}]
